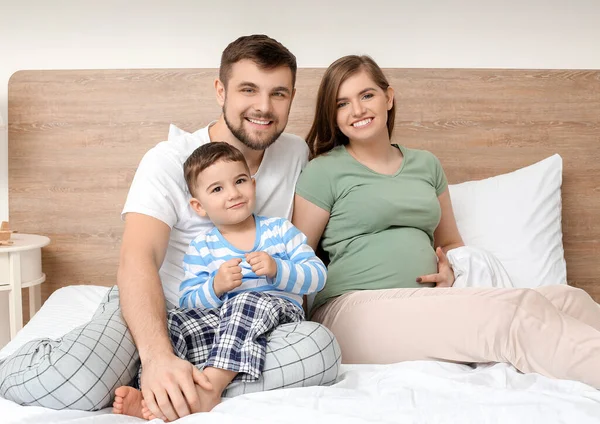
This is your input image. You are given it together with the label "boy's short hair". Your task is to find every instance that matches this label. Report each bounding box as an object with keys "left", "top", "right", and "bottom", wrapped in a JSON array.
[
  {"left": 184, "top": 142, "right": 250, "bottom": 197},
  {"left": 219, "top": 34, "right": 297, "bottom": 88}
]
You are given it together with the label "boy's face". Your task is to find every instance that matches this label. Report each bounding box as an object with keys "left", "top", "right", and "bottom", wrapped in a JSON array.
[{"left": 190, "top": 159, "right": 256, "bottom": 226}]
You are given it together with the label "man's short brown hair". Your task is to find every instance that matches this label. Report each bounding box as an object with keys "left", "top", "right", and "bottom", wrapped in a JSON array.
[
  {"left": 184, "top": 142, "right": 249, "bottom": 197},
  {"left": 219, "top": 34, "right": 297, "bottom": 88}
]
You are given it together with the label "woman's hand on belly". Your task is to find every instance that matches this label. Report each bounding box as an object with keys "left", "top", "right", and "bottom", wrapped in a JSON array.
[{"left": 415, "top": 247, "right": 455, "bottom": 288}]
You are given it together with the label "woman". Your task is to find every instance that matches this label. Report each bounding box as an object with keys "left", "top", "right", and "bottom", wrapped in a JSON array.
[{"left": 293, "top": 55, "right": 600, "bottom": 388}]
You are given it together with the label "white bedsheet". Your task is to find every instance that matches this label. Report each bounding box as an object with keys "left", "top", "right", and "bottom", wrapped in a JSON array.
[{"left": 2, "top": 286, "right": 600, "bottom": 423}]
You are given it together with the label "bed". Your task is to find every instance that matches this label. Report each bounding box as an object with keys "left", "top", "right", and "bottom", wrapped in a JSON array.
[{"left": 2, "top": 67, "right": 600, "bottom": 423}]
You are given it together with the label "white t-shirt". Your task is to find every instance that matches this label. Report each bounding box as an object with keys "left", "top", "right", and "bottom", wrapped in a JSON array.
[{"left": 122, "top": 123, "right": 309, "bottom": 307}]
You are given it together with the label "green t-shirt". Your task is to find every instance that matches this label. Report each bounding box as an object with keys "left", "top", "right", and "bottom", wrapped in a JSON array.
[{"left": 295, "top": 145, "right": 448, "bottom": 312}]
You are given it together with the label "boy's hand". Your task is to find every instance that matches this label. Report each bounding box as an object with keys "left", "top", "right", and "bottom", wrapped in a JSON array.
[
  {"left": 213, "top": 258, "right": 243, "bottom": 297},
  {"left": 246, "top": 251, "right": 277, "bottom": 279}
]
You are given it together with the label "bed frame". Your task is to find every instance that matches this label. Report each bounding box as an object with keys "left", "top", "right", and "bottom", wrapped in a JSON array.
[{"left": 8, "top": 68, "right": 600, "bottom": 319}]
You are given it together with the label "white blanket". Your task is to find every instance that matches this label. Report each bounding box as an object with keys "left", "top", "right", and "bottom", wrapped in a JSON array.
[
  {"left": 448, "top": 245, "right": 515, "bottom": 289},
  {"left": 3, "top": 361, "right": 600, "bottom": 424}
]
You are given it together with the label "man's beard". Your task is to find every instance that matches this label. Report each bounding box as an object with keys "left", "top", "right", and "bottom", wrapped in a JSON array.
[{"left": 223, "top": 104, "right": 284, "bottom": 151}]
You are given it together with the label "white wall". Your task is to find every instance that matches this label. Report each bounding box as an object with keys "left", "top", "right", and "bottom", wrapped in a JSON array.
[{"left": 0, "top": 0, "right": 599, "bottom": 347}]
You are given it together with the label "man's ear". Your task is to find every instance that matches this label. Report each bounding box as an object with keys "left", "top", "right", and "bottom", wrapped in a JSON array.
[
  {"left": 189, "top": 197, "right": 207, "bottom": 217},
  {"left": 215, "top": 78, "right": 226, "bottom": 107}
]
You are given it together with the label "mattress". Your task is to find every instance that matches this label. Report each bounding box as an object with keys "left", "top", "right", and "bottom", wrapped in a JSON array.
[{"left": 2, "top": 286, "right": 600, "bottom": 424}]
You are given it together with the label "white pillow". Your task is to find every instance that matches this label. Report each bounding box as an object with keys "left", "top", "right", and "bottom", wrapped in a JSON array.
[
  {"left": 168, "top": 123, "right": 210, "bottom": 141},
  {"left": 448, "top": 154, "right": 566, "bottom": 288},
  {"left": 0, "top": 285, "right": 109, "bottom": 360},
  {"left": 168, "top": 123, "right": 188, "bottom": 140}
]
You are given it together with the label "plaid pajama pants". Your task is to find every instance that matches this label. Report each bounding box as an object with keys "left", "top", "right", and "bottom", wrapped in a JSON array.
[
  {"left": 137, "top": 291, "right": 305, "bottom": 387},
  {"left": 0, "top": 287, "right": 341, "bottom": 410}
]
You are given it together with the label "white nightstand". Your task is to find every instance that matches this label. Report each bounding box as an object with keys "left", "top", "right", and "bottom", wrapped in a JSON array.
[{"left": 0, "top": 233, "right": 50, "bottom": 339}]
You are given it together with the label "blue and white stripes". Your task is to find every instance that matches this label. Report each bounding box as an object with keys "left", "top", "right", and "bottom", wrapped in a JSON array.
[{"left": 179, "top": 215, "right": 327, "bottom": 309}]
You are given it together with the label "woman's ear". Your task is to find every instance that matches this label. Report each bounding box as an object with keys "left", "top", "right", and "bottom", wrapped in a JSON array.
[
  {"left": 386, "top": 86, "right": 395, "bottom": 110},
  {"left": 189, "top": 198, "right": 207, "bottom": 217}
]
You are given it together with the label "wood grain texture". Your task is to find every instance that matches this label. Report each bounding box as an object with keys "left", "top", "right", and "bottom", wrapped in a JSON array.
[{"left": 8, "top": 68, "right": 600, "bottom": 321}]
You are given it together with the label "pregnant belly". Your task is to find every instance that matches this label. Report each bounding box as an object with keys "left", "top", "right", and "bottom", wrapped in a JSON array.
[{"left": 327, "top": 227, "right": 438, "bottom": 292}]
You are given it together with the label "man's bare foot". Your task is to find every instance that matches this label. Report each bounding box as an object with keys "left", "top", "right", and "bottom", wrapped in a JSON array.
[{"left": 112, "top": 386, "right": 144, "bottom": 419}]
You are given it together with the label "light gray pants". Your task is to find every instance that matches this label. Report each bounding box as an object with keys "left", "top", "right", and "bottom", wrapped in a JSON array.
[{"left": 0, "top": 287, "right": 341, "bottom": 410}]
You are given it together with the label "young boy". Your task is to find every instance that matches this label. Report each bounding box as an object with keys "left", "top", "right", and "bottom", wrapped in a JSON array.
[{"left": 114, "top": 142, "right": 326, "bottom": 420}]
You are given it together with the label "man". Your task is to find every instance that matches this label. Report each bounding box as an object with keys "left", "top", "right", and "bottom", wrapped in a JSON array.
[{"left": 0, "top": 35, "right": 341, "bottom": 421}]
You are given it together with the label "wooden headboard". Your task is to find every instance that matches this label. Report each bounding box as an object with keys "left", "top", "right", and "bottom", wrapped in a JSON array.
[{"left": 8, "top": 68, "right": 600, "bottom": 316}]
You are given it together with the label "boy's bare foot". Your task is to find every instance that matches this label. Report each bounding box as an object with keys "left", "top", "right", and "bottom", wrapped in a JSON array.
[
  {"left": 112, "top": 386, "right": 144, "bottom": 419},
  {"left": 136, "top": 368, "right": 229, "bottom": 420},
  {"left": 194, "top": 376, "right": 222, "bottom": 412},
  {"left": 141, "top": 399, "right": 157, "bottom": 421},
  {"left": 140, "top": 381, "right": 220, "bottom": 419},
  {"left": 195, "top": 367, "right": 237, "bottom": 412}
]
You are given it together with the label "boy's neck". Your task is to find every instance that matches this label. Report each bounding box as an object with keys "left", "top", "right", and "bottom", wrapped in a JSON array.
[{"left": 217, "top": 214, "right": 257, "bottom": 251}]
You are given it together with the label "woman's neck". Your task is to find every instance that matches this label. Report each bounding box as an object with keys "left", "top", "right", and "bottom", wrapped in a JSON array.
[{"left": 346, "top": 136, "right": 396, "bottom": 163}]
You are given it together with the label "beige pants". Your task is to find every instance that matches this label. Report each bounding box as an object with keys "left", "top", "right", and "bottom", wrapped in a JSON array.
[{"left": 312, "top": 285, "right": 600, "bottom": 388}]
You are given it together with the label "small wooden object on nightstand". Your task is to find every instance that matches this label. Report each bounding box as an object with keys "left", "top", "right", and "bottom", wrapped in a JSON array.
[
  {"left": 0, "top": 223, "right": 50, "bottom": 339},
  {"left": 0, "top": 221, "right": 15, "bottom": 246}
]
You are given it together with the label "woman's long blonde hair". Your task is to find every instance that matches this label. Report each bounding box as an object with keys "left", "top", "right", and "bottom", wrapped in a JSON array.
[{"left": 306, "top": 55, "right": 395, "bottom": 159}]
